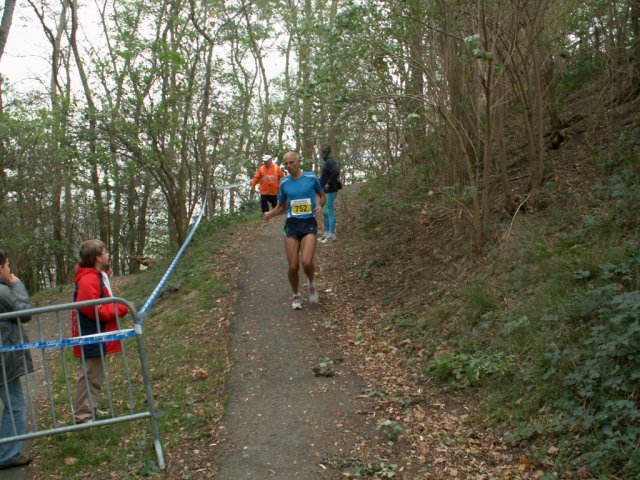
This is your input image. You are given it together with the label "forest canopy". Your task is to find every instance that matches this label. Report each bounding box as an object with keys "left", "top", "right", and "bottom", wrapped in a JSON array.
[{"left": 0, "top": 0, "right": 638, "bottom": 292}]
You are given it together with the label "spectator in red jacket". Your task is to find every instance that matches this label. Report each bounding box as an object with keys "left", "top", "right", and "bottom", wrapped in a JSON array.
[{"left": 71, "top": 239, "right": 128, "bottom": 423}]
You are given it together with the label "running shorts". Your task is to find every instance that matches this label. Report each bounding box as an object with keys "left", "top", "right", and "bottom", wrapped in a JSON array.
[{"left": 284, "top": 217, "right": 318, "bottom": 240}]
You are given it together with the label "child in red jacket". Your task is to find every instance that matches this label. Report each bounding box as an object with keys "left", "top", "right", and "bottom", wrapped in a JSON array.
[{"left": 71, "top": 239, "right": 128, "bottom": 423}]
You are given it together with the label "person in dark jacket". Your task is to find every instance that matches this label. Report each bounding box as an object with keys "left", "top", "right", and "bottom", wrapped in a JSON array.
[
  {"left": 318, "top": 144, "right": 341, "bottom": 243},
  {"left": 71, "top": 239, "right": 128, "bottom": 423},
  {"left": 0, "top": 248, "right": 33, "bottom": 469}
]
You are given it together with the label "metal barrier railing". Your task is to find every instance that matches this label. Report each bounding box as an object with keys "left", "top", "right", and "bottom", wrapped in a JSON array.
[
  {"left": 0, "top": 186, "right": 241, "bottom": 470},
  {"left": 0, "top": 297, "right": 165, "bottom": 469}
]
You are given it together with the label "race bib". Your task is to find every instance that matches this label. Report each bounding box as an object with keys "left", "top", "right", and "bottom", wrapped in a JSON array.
[{"left": 290, "top": 198, "right": 312, "bottom": 216}]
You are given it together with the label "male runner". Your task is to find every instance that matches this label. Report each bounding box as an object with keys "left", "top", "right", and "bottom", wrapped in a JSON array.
[{"left": 264, "top": 151, "right": 326, "bottom": 310}]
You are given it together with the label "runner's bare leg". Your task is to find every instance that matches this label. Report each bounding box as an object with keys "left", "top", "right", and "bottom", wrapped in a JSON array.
[
  {"left": 300, "top": 234, "right": 317, "bottom": 284},
  {"left": 285, "top": 236, "right": 302, "bottom": 293}
]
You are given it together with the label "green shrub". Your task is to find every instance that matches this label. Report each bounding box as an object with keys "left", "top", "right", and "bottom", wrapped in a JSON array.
[
  {"left": 544, "top": 282, "right": 640, "bottom": 474},
  {"left": 425, "top": 351, "right": 515, "bottom": 388},
  {"left": 462, "top": 285, "right": 497, "bottom": 318},
  {"left": 377, "top": 419, "right": 403, "bottom": 445},
  {"left": 557, "top": 55, "right": 603, "bottom": 97}
]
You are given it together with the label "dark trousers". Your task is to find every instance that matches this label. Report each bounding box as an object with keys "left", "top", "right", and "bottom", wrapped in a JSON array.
[{"left": 260, "top": 195, "right": 278, "bottom": 213}]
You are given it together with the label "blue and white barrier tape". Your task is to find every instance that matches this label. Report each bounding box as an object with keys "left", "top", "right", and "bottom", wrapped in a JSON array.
[
  {"left": 0, "top": 329, "right": 136, "bottom": 353},
  {"left": 0, "top": 186, "right": 221, "bottom": 351},
  {"left": 138, "top": 181, "right": 253, "bottom": 321},
  {"left": 218, "top": 180, "right": 250, "bottom": 190},
  {"left": 137, "top": 192, "right": 209, "bottom": 323}
]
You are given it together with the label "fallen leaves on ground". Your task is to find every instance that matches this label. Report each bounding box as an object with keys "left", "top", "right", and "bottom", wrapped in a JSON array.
[{"left": 313, "top": 188, "right": 545, "bottom": 479}]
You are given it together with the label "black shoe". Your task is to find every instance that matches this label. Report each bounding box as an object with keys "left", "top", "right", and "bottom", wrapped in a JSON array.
[{"left": 0, "top": 453, "right": 32, "bottom": 469}]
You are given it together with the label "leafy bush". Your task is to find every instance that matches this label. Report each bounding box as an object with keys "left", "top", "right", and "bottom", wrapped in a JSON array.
[
  {"left": 557, "top": 55, "right": 604, "bottom": 97},
  {"left": 462, "top": 284, "right": 498, "bottom": 318},
  {"left": 533, "top": 148, "right": 640, "bottom": 476},
  {"left": 544, "top": 278, "right": 640, "bottom": 474},
  {"left": 346, "top": 459, "right": 398, "bottom": 478},
  {"left": 377, "top": 419, "right": 403, "bottom": 445},
  {"left": 425, "top": 351, "right": 515, "bottom": 388}
]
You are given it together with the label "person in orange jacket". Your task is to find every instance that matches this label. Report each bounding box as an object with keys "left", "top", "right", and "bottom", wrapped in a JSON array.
[
  {"left": 71, "top": 239, "right": 128, "bottom": 423},
  {"left": 250, "top": 154, "right": 286, "bottom": 213}
]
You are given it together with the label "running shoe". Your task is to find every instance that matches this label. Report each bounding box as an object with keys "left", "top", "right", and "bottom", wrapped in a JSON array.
[
  {"left": 95, "top": 408, "right": 110, "bottom": 419},
  {"left": 0, "top": 453, "right": 32, "bottom": 469},
  {"left": 308, "top": 282, "right": 319, "bottom": 304},
  {"left": 320, "top": 233, "right": 336, "bottom": 243},
  {"left": 291, "top": 293, "right": 303, "bottom": 310}
]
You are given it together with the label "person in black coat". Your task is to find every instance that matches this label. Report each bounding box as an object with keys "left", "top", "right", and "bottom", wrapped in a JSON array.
[{"left": 318, "top": 145, "right": 341, "bottom": 243}]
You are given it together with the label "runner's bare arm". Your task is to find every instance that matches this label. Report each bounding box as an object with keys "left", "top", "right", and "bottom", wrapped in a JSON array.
[
  {"left": 315, "top": 191, "right": 326, "bottom": 215},
  {"left": 264, "top": 201, "right": 286, "bottom": 220}
]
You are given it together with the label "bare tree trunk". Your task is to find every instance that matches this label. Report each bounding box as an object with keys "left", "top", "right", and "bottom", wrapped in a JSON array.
[
  {"left": 278, "top": 37, "right": 293, "bottom": 152},
  {"left": 0, "top": 76, "right": 5, "bottom": 213},
  {"left": 440, "top": 2, "right": 466, "bottom": 237},
  {"left": 529, "top": 42, "right": 545, "bottom": 195},
  {"left": 632, "top": 0, "right": 640, "bottom": 93},
  {"left": 546, "top": 54, "right": 562, "bottom": 131},
  {"left": 503, "top": 2, "right": 549, "bottom": 202},
  {"left": 52, "top": 5, "right": 70, "bottom": 284},
  {"left": 324, "top": 0, "right": 343, "bottom": 160},
  {"left": 28, "top": 0, "right": 71, "bottom": 284},
  {"left": 300, "top": 0, "right": 314, "bottom": 162},
  {"left": 478, "top": 0, "right": 492, "bottom": 249},
  {"left": 494, "top": 80, "right": 514, "bottom": 215},
  {"left": 0, "top": 0, "right": 16, "bottom": 63},
  {"left": 197, "top": 43, "right": 216, "bottom": 218},
  {"left": 243, "top": 7, "right": 271, "bottom": 158},
  {"left": 230, "top": 34, "right": 256, "bottom": 165},
  {"left": 126, "top": 178, "right": 139, "bottom": 275},
  {"left": 136, "top": 177, "right": 150, "bottom": 263},
  {"left": 67, "top": 0, "right": 109, "bottom": 241},
  {"left": 403, "top": 0, "right": 428, "bottom": 169},
  {"left": 111, "top": 162, "right": 122, "bottom": 275}
]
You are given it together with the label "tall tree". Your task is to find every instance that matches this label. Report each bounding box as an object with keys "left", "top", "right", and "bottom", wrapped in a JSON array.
[
  {"left": 29, "top": 0, "right": 76, "bottom": 283},
  {"left": 68, "top": 0, "right": 109, "bottom": 241},
  {"left": 299, "top": 0, "right": 315, "bottom": 162},
  {"left": 0, "top": 0, "right": 16, "bottom": 64}
]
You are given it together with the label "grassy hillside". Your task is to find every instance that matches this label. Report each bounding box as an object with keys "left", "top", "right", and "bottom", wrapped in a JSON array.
[
  {"left": 30, "top": 213, "right": 260, "bottom": 479},
  {"left": 344, "top": 91, "right": 640, "bottom": 478}
]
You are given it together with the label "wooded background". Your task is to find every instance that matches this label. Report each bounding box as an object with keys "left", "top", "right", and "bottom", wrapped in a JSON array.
[{"left": 0, "top": 0, "right": 638, "bottom": 292}]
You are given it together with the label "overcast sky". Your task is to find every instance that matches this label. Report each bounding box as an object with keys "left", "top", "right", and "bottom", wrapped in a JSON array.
[
  {"left": 1, "top": 6, "right": 50, "bottom": 89},
  {"left": 1, "top": 4, "right": 285, "bottom": 95},
  {"left": 1, "top": 3, "right": 114, "bottom": 92}
]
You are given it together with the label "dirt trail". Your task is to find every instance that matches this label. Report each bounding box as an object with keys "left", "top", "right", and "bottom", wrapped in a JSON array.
[{"left": 215, "top": 219, "right": 374, "bottom": 479}]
